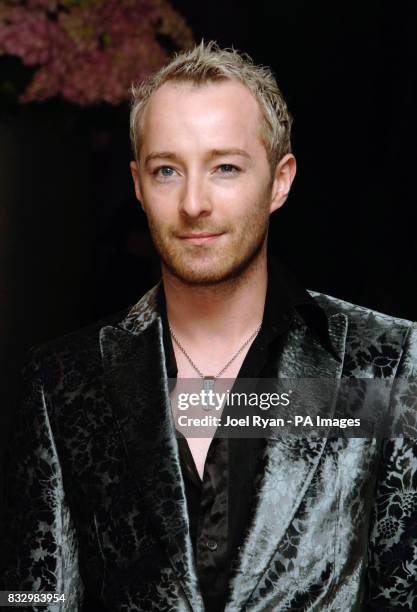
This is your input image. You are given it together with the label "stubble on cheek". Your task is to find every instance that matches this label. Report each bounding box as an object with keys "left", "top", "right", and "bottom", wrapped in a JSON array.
[{"left": 144, "top": 186, "right": 272, "bottom": 284}]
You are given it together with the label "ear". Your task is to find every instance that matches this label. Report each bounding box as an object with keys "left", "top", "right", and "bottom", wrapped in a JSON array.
[
  {"left": 129, "top": 160, "right": 145, "bottom": 211},
  {"left": 269, "top": 153, "right": 297, "bottom": 214}
]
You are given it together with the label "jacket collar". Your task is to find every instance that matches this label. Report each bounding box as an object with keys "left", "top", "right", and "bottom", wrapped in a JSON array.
[
  {"left": 225, "top": 308, "right": 347, "bottom": 609},
  {"left": 100, "top": 282, "right": 204, "bottom": 610},
  {"left": 99, "top": 281, "right": 348, "bottom": 611}
]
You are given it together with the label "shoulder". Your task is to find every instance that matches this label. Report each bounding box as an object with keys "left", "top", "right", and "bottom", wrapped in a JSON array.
[
  {"left": 24, "top": 307, "right": 130, "bottom": 387},
  {"left": 309, "top": 289, "right": 417, "bottom": 377},
  {"left": 309, "top": 289, "right": 413, "bottom": 329}
]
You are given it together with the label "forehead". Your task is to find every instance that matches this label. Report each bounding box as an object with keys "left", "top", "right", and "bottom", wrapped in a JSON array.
[{"left": 139, "top": 79, "right": 265, "bottom": 153}]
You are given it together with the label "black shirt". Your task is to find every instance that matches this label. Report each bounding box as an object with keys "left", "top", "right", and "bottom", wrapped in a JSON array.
[{"left": 158, "top": 254, "right": 334, "bottom": 611}]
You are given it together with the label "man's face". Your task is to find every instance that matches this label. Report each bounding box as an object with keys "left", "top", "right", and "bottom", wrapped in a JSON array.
[{"left": 130, "top": 79, "right": 292, "bottom": 285}]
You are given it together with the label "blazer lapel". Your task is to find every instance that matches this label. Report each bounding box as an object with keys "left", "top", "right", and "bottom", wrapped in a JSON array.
[
  {"left": 99, "top": 284, "right": 203, "bottom": 611},
  {"left": 226, "top": 311, "right": 348, "bottom": 611}
]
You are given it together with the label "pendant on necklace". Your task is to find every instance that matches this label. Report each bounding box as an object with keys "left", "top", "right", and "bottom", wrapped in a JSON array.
[{"left": 203, "top": 376, "right": 215, "bottom": 393}]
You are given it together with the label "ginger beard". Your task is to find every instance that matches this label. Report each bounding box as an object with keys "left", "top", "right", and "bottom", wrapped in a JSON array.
[{"left": 144, "top": 184, "right": 272, "bottom": 287}]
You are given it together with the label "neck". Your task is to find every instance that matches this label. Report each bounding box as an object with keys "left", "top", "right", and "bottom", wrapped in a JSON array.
[{"left": 162, "top": 249, "right": 268, "bottom": 346}]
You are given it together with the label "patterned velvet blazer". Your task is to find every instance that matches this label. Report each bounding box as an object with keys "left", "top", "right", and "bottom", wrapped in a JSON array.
[{"left": 1, "top": 281, "right": 417, "bottom": 611}]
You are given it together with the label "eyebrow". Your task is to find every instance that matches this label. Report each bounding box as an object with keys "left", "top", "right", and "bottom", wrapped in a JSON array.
[{"left": 144, "top": 148, "right": 251, "bottom": 165}]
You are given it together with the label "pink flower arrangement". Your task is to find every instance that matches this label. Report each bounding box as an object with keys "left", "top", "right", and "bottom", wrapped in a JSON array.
[{"left": 0, "top": 0, "right": 194, "bottom": 105}]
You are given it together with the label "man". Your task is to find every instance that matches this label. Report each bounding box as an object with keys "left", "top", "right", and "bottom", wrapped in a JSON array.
[{"left": 1, "top": 41, "right": 417, "bottom": 611}]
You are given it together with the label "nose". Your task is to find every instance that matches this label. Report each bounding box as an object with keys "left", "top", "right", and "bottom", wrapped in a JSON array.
[{"left": 178, "top": 173, "right": 213, "bottom": 218}]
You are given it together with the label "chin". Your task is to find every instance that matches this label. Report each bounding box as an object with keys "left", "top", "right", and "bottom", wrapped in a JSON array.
[
  {"left": 163, "top": 253, "right": 256, "bottom": 287},
  {"left": 168, "top": 264, "right": 233, "bottom": 286},
  {"left": 156, "top": 229, "right": 268, "bottom": 286}
]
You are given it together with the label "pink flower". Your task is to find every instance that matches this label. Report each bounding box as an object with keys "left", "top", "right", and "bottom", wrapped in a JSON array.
[{"left": 0, "top": 0, "right": 194, "bottom": 105}]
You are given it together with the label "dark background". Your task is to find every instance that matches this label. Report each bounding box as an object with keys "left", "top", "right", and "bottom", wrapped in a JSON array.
[{"left": 1, "top": 0, "right": 416, "bottom": 495}]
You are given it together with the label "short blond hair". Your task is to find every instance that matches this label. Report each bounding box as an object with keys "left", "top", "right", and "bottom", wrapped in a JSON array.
[{"left": 130, "top": 40, "right": 292, "bottom": 170}]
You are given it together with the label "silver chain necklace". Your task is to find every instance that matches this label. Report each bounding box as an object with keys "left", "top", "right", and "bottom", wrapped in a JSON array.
[{"left": 169, "top": 322, "right": 262, "bottom": 392}]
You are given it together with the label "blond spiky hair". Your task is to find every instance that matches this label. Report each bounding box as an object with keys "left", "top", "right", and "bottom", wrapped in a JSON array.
[{"left": 130, "top": 40, "right": 292, "bottom": 170}]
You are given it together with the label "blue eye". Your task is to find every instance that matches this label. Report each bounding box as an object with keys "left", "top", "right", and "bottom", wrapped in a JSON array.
[
  {"left": 218, "top": 164, "right": 239, "bottom": 174},
  {"left": 158, "top": 166, "right": 175, "bottom": 177}
]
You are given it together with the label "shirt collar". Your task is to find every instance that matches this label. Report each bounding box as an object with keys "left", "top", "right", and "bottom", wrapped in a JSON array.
[{"left": 265, "top": 254, "right": 338, "bottom": 359}]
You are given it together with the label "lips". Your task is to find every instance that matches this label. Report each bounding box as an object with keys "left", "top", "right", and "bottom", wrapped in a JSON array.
[{"left": 179, "top": 232, "right": 223, "bottom": 245}]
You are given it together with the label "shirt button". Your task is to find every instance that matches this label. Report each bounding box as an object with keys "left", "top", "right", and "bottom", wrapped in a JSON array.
[{"left": 205, "top": 539, "right": 218, "bottom": 551}]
